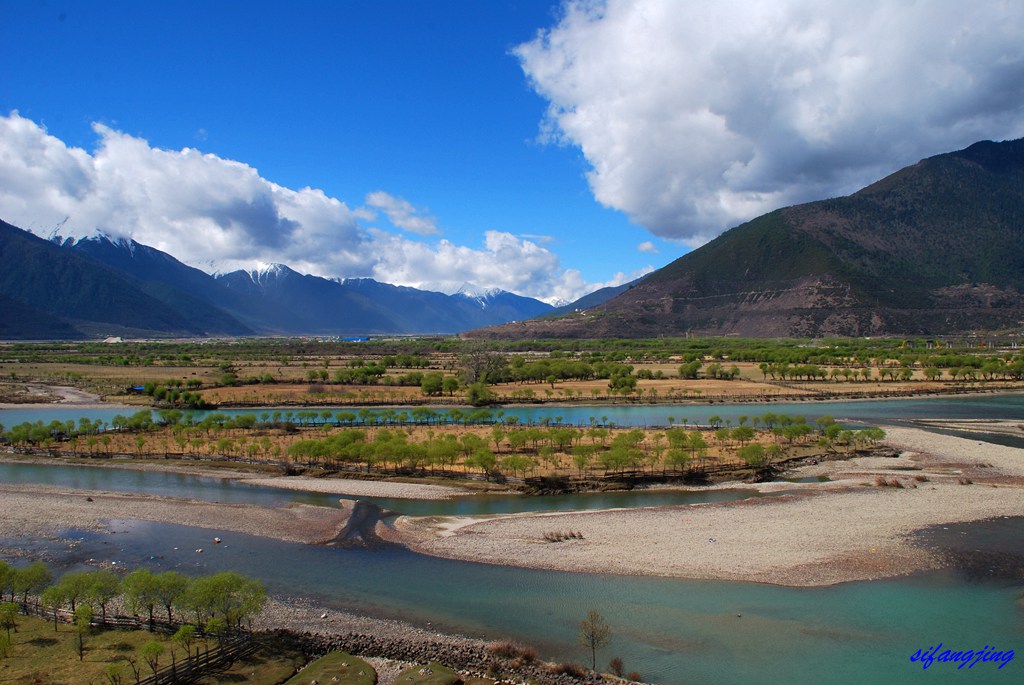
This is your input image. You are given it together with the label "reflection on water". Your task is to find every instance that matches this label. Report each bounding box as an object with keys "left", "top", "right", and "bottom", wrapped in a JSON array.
[{"left": 5, "top": 518, "right": 1021, "bottom": 685}]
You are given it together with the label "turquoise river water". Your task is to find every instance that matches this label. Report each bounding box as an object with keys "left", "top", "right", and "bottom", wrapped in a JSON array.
[{"left": 1, "top": 394, "right": 1022, "bottom": 683}]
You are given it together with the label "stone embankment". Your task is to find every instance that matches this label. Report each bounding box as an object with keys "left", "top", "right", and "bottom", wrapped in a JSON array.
[{"left": 270, "top": 629, "right": 608, "bottom": 685}]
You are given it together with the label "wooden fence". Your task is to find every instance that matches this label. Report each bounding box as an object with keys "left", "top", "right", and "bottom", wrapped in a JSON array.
[
  {"left": 136, "top": 635, "right": 255, "bottom": 685},
  {"left": 19, "top": 601, "right": 254, "bottom": 684}
]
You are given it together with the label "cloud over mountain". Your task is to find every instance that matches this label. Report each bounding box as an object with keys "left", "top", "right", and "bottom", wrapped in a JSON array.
[
  {"left": 0, "top": 112, "right": 601, "bottom": 303},
  {"left": 515, "top": 0, "right": 1024, "bottom": 245}
]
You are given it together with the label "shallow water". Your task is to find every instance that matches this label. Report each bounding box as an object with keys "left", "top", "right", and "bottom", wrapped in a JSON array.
[
  {"left": 5, "top": 517, "right": 1020, "bottom": 685},
  {"left": 2, "top": 394, "right": 1022, "bottom": 682},
  {"left": 0, "top": 461, "right": 778, "bottom": 515},
  {"left": 3, "top": 392, "right": 1023, "bottom": 429}
]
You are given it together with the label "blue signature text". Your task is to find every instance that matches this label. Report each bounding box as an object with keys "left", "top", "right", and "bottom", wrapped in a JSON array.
[{"left": 911, "top": 644, "right": 1014, "bottom": 671}]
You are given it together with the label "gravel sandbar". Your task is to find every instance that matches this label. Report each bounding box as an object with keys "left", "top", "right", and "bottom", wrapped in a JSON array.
[
  {"left": 405, "top": 428, "right": 1024, "bottom": 586},
  {"left": 239, "top": 476, "right": 474, "bottom": 499}
]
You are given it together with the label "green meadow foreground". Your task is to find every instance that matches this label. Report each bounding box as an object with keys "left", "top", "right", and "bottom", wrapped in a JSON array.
[{"left": 0, "top": 612, "right": 507, "bottom": 685}]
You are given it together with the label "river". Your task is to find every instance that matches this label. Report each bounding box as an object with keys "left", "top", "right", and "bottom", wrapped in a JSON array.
[{"left": 1, "top": 394, "right": 1022, "bottom": 684}]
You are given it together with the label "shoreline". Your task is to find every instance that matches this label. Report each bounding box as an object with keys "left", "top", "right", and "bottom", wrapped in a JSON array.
[
  {"left": 238, "top": 475, "right": 479, "bottom": 500},
  {"left": 1, "top": 384, "right": 1021, "bottom": 413},
  {"left": 0, "top": 453, "right": 490, "bottom": 500},
  {"left": 0, "top": 482, "right": 349, "bottom": 545},
  {"left": 399, "top": 427, "right": 1024, "bottom": 586},
  {"left": 0, "top": 383, "right": 132, "bottom": 410},
  {"left": 3, "top": 427, "right": 1023, "bottom": 587}
]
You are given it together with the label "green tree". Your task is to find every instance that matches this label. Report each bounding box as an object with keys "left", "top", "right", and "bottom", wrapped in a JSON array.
[
  {"left": 11, "top": 561, "right": 51, "bottom": 612},
  {"left": 442, "top": 376, "right": 461, "bottom": 396},
  {"left": 579, "top": 609, "right": 611, "bottom": 673},
  {"left": 74, "top": 605, "right": 93, "bottom": 661},
  {"left": 490, "top": 424, "right": 506, "bottom": 449},
  {"left": 154, "top": 571, "right": 190, "bottom": 625},
  {"left": 466, "top": 382, "right": 494, "bottom": 406},
  {"left": 466, "top": 448, "right": 497, "bottom": 476},
  {"left": 122, "top": 569, "right": 159, "bottom": 630},
  {"left": 184, "top": 572, "right": 265, "bottom": 631},
  {"left": 0, "top": 561, "right": 10, "bottom": 603},
  {"left": 420, "top": 372, "right": 444, "bottom": 396},
  {"left": 39, "top": 585, "right": 65, "bottom": 632},
  {"left": 139, "top": 640, "right": 164, "bottom": 678},
  {"left": 173, "top": 624, "right": 198, "bottom": 662},
  {"left": 55, "top": 571, "right": 93, "bottom": 613},
  {"left": 679, "top": 360, "right": 702, "bottom": 379},
  {"left": 501, "top": 455, "right": 535, "bottom": 478},
  {"left": 665, "top": 448, "right": 690, "bottom": 473},
  {"left": 731, "top": 425, "right": 755, "bottom": 445},
  {"left": 738, "top": 443, "right": 767, "bottom": 469},
  {"left": 688, "top": 431, "right": 708, "bottom": 458},
  {"left": 0, "top": 602, "right": 17, "bottom": 639},
  {"left": 103, "top": 662, "right": 126, "bottom": 685},
  {"left": 572, "top": 445, "right": 595, "bottom": 476}
]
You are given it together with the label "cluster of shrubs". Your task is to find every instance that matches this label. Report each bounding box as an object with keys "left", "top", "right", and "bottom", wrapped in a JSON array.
[
  {"left": 543, "top": 530, "right": 584, "bottom": 543},
  {"left": 874, "top": 477, "right": 915, "bottom": 488},
  {"left": 485, "top": 646, "right": 644, "bottom": 684},
  {"left": 486, "top": 639, "right": 539, "bottom": 669}
]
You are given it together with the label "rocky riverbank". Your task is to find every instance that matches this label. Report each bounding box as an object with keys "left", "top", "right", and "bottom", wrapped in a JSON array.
[{"left": 401, "top": 428, "right": 1024, "bottom": 585}]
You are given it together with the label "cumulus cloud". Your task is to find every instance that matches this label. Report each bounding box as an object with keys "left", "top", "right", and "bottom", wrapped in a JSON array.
[
  {"left": 515, "top": 0, "right": 1024, "bottom": 244},
  {"left": 364, "top": 190, "right": 439, "bottom": 235},
  {"left": 637, "top": 241, "right": 658, "bottom": 254},
  {"left": 370, "top": 229, "right": 592, "bottom": 304},
  {"left": 0, "top": 112, "right": 594, "bottom": 304}
]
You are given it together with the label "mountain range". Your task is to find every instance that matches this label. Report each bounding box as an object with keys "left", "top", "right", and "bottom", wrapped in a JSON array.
[
  {"left": 469, "top": 138, "right": 1024, "bottom": 339},
  {"left": 4, "top": 137, "right": 1022, "bottom": 341},
  {"left": 0, "top": 220, "right": 555, "bottom": 339}
]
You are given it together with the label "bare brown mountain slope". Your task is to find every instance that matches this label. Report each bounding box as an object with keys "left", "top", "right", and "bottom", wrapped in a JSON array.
[{"left": 467, "top": 138, "right": 1024, "bottom": 339}]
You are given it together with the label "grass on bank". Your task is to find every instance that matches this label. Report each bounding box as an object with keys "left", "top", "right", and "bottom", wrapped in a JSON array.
[
  {"left": 283, "top": 650, "right": 375, "bottom": 684},
  {"left": 395, "top": 661, "right": 472, "bottom": 685},
  {"left": 0, "top": 614, "right": 303, "bottom": 685},
  {"left": 0, "top": 613, "right": 173, "bottom": 684}
]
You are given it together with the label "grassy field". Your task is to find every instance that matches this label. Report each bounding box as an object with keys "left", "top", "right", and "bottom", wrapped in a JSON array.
[
  {"left": 0, "top": 613, "right": 178, "bottom": 684},
  {"left": 3, "top": 336, "right": 1019, "bottom": 409},
  {"left": 395, "top": 661, "right": 499, "bottom": 685},
  {"left": 282, "top": 651, "right": 375, "bottom": 685},
  {"left": 0, "top": 614, "right": 359, "bottom": 685}
]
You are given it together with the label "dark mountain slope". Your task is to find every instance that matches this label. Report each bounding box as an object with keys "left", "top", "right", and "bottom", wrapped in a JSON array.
[
  {"left": 215, "top": 270, "right": 553, "bottom": 335},
  {"left": 0, "top": 220, "right": 238, "bottom": 338},
  {"left": 65, "top": 235, "right": 253, "bottom": 336},
  {"left": 0, "top": 293, "right": 83, "bottom": 340},
  {"left": 467, "top": 138, "right": 1024, "bottom": 339}
]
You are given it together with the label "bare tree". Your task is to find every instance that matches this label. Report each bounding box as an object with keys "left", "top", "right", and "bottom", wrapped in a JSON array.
[
  {"left": 459, "top": 347, "right": 507, "bottom": 384},
  {"left": 578, "top": 609, "right": 611, "bottom": 673}
]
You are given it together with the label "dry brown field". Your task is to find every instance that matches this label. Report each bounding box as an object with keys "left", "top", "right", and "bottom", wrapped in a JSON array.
[{"left": 4, "top": 354, "right": 1019, "bottom": 409}]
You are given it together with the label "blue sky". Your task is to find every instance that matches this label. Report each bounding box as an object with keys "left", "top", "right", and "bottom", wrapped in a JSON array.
[{"left": 2, "top": 1, "right": 1022, "bottom": 303}]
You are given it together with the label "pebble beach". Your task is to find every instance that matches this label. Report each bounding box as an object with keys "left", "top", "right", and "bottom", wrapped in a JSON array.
[{"left": 403, "top": 427, "right": 1024, "bottom": 586}]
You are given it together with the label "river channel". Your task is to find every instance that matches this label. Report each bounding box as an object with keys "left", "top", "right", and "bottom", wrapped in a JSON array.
[{"left": 1, "top": 394, "right": 1022, "bottom": 684}]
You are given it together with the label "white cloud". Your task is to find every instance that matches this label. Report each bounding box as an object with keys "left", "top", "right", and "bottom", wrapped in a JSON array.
[
  {"left": 364, "top": 190, "right": 440, "bottom": 236},
  {"left": 637, "top": 241, "right": 658, "bottom": 254},
  {"left": 590, "top": 266, "right": 655, "bottom": 291},
  {"left": 369, "top": 229, "right": 590, "bottom": 304},
  {"left": 515, "top": 0, "right": 1024, "bottom": 244},
  {"left": 0, "top": 112, "right": 596, "bottom": 304}
]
